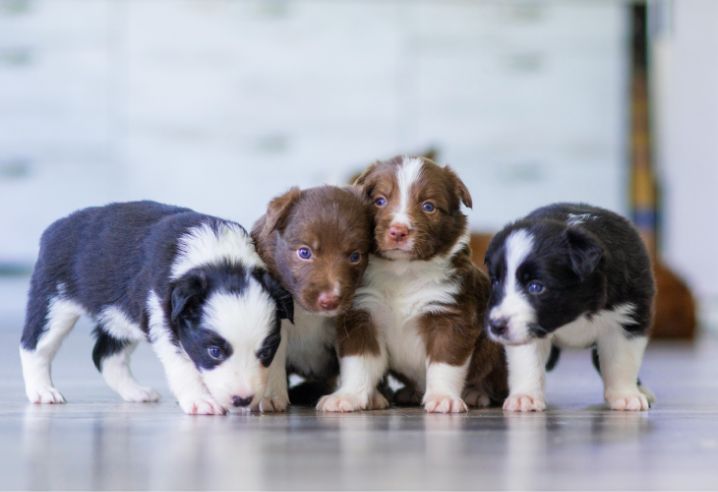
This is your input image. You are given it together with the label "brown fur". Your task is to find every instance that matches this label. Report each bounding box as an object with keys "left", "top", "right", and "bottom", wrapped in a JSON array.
[
  {"left": 348, "top": 156, "right": 508, "bottom": 407},
  {"left": 252, "top": 186, "right": 372, "bottom": 314}
]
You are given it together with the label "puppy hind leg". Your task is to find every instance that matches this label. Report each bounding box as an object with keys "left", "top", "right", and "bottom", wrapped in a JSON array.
[
  {"left": 20, "top": 294, "right": 83, "bottom": 404},
  {"left": 597, "top": 326, "right": 651, "bottom": 411},
  {"left": 93, "top": 329, "right": 160, "bottom": 403}
]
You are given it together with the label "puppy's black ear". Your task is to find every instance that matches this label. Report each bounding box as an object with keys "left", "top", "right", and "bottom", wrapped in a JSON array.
[
  {"left": 565, "top": 228, "right": 604, "bottom": 281},
  {"left": 170, "top": 271, "right": 209, "bottom": 324},
  {"left": 254, "top": 270, "right": 294, "bottom": 323}
]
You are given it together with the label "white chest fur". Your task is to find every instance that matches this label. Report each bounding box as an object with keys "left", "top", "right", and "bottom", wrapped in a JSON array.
[
  {"left": 354, "top": 255, "right": 460, "bottom": 390},
  {"left": 550, "top": 303, "right": 638, "bottom": 349}
]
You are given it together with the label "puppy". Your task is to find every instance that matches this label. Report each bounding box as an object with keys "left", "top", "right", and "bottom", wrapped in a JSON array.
[
  {"left": 317, "top": 156, "right": 508, "bottom": 413},
  {"left": 484, "top": 203, "right": 656, "bottom": 411},
  {"left": 252, "top": 186, "right": 372, "bottom": 404},
  {"left": 19, "top": 201, "right": 292, "bottom": 415}
]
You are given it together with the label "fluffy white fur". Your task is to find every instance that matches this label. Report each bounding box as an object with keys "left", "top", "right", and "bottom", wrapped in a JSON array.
[
  {"left": 504, "top": 303, "right": 652, "bottom": 412},
  {"left": 171, "top": 222, "right": 265, "bottom": 280},
  {"left": 20, "top": 296, "right": 84, "bottom": 404}
]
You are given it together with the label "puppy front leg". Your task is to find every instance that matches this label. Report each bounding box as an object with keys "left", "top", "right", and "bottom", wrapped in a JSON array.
[
  {"left": 424, "top": 360, "right": 470, "bottom": 413},
  {"left": 317, "top": 309, "right": 388, "bottom": 412},
  {"left": 504, "top": 339, "right": 551, "bottom": 412},
  {"left": 256, "top": 324, "right": 289, "bottom": 413},
  {"left": 597, "top": 327, "right": 651, "bottom": 411}
]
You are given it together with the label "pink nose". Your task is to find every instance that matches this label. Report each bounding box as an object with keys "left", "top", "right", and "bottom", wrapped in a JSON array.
[
  {"left": 388, "top": 224, "right": 409, "bottom": 243},
  {"left": 317, "top": 292, "right": 340, "bottom": 311}
]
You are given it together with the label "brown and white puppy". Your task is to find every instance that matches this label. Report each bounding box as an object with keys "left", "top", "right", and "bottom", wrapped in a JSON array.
[
  {"left": 252, "top": 186, "right": 372, "bottom": 407},
  {"left": 317, "top": 156, "right": 508, "bottom": 413}
]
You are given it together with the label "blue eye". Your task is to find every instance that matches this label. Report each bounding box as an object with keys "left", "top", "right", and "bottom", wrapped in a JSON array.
[
  {"left": 349, "top": 251, "right": 361, "bottom": 264},
  {"left": 297, "top": 247, "right": 313, "bottom": 260},
  {"left": 207, "top": 346, "right": 224, "bottom": 360},
  {"left": 374, "top": 196, "right": 387, "bottom": 207},
  {"left": 422, "top": 201, "right": 436, "bottom": 213},
  {"left": 527, "top": 280, "right": 545, "bottom": 295}
]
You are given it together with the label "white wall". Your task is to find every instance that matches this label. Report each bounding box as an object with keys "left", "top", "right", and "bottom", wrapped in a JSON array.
[
  {"left": 0, "top": 0, "right": 629, "bottom": 264},
  {"left": 656, "top": 0, "right": 718, "bottom": 302}
]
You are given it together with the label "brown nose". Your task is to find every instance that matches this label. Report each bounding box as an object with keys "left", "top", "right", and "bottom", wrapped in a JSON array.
[
  {"left": 388, "top": 224, "right": 409, "bottom": 243},
  {"left": 317, "top": 292, "right": 340, "bottom": 311}
]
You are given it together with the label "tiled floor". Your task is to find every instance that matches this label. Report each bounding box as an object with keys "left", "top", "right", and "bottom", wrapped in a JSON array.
[{"left": 1, "top": 276, "right": 717, "bottom": 490}]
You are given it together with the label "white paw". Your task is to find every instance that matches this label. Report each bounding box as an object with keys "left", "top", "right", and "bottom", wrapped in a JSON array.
[
  {"left": 369, "top": 391, "right": 390, "bottom": 410},
  {"left": 179, "top": 395, "right": 227, "bottom": 415},
  {"left": 256, "top": 394, "right": 290, "bottom": 413},
  {"left": 606, "top": 391, "right": 650, "bottom": 411},
  {"left": 120, "top": 385, "right": 161, "bottom": 403},
  {"left": 463, "top": 388, "right": 491, "bottom": 408},
  {"left": 317, "top": 393, "right": 365, "bottom": 413},
  {"left": 26, "top": 385, "right": 65, "bottom": 404},
  {"left": 503, "top": 393, "right": 546, "bottom": 412},
  {"left": 423, "top": 394, "right": 468, "bottom": 414}
]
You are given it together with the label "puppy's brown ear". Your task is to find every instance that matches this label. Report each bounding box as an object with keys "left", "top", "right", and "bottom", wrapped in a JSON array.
[
  {"left": 352, "top": 162, "right": 379, "bottom": 198},
  {"left": 261, "top": 187, "right": 301, "bottom": 235},
  {"left": 444, "top": 165, "right": 473, "bottom": 209}
]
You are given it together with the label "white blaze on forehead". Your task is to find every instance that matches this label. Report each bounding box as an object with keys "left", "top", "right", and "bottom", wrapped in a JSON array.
[
  {"left": 171, "top": 222, "right": 265, "bottom": 280},
  {"left": 391, "top": 156, "right": 424, "bottom": 227},
  {"left": 490, "top": 229, "right": 537, "bottom": 338},
  {"left": 202, "top": 280, "right": 276, "bottom": 350}
]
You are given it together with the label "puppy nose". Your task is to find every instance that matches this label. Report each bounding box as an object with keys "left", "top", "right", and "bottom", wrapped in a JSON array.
[
  {"left": 489, "top": 317, "right": 509, "bottom": 337},
  {"left": 232, "top": 395, "right": 254, "bottom": 408},
  {"left": 388, "top": 224, "right": 409, "bottom": 242},
  {"left": 317, "top": 292, "right": 340, "bottom": 311}
]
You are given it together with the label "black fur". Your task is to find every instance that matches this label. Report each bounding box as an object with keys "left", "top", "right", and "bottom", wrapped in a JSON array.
[
  {"left": 21, "top": 201, "right": 292, "bottom": 373},
  {"left": 485, "top": 203, "right": 655, "bottom": 340}
]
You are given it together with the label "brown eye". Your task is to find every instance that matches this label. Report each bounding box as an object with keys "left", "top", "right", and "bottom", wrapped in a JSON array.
[{"left": 422, "top": 201, "right": 436, "bottom": 213}]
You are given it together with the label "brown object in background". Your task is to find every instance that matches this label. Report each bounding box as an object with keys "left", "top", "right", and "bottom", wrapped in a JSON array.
[{"left": 469, "top": 232, "right": 697, "bottom": 340}]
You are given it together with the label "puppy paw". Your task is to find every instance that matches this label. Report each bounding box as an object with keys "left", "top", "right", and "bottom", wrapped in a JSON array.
[
  {"left": 463, "top": 387, "right": 491, "bottom": 408},
  {"left": 179, "top": 395, "right": 227, "bottom": 415},
  {"left": 423, "top": 394, "right": 468, "bottom": 414},
  {"left": 368, "top": 391, "right": 390, "bottom": 410},
  {"left": 257, "top": 395, "right": 289, "bottom": 413},
  {"left": 317, "top": 393, "right": 364, "bottom": 413},
  {"left": 26, "top": 386, "right": 65, "bottom": 404},
  {"left": 606, "top": 391, "right": 650, "bottom": 411},
  {"left": 503, "top": 393, "right": 546, "bottom": 412},
  {"left": 120, "top": 385, "right": 161, "bottom": 403}
]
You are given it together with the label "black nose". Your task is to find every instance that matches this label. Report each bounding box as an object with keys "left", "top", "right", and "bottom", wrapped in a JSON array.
[
  {"left": 489, "top": 317, "right": 508, "bottom": 337},
  {"left": 232, "top": 395, "right": 254, "bottom": 408}
]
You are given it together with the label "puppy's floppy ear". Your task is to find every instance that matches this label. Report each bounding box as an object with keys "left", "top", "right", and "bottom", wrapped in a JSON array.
[
  {"left": 444, "top": 165, "right": 473, "bottom": 209},
  {"left": 352, "top": 162, "right": 379, "bottom": 198},
  {"left": 254, "top": 270, "right": 294, "bottom": 323},
  {"left": 565, "top": 228, "right": 604, "bottom": 281},
  {"left": 170, "top": 271, "right": 209, "bottom": 324},
  {"left": 260, "top": 187, "right": 301, "bottom": 236}
]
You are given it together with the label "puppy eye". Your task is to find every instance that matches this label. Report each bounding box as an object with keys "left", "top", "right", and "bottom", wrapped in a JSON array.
[
  {"left": 527, "top": 280, "right": 545, "bottom": 295},
  {"left": 297, "top": 247, "right": 313, "bottom": 260},
  {"left": 422, "top": 201, "right": 436, "bottom": 213},
  {"left": 207, "top": 346, "right": 225, "bottom": 360},
  {"left": 349, "top": 251, "right": 361, "bottom": 264},
  {"left": 374, "top": 196, "right": 387, "bottom": 207}
]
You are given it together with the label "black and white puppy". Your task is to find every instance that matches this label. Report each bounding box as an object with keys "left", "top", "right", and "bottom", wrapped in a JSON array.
[
  {"left": 485, "top": 203, "right": 655, "bottom": 412},
  {"left": 19, "top": 201, "right": 292, "bottom": 415}
]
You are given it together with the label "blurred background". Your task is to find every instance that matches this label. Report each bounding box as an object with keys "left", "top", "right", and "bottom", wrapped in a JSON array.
[{"left": 0, "top": 0, "right": 716, "bottom": 337}]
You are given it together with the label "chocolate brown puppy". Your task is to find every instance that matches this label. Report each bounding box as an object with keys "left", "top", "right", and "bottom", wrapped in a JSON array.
[
  {"left": 317, "top": 156, "right": 507, "bottom": 413},
  {"left": 252, "top": 186, "right": 372, "bottom": 404}
]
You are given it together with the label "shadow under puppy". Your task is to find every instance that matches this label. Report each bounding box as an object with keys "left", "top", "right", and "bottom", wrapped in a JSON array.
[
  {"left": 318, "top": 156, "right": 508, "bottom": 413},
  {"left": 485, "top": 203, "right": 655, "bottom": 411},
  {"left": 252, "top": 186, "right": 372, "bottom": 406},
  {"left": 20, "top": 201, "right": 292, "bottom": 415}
]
